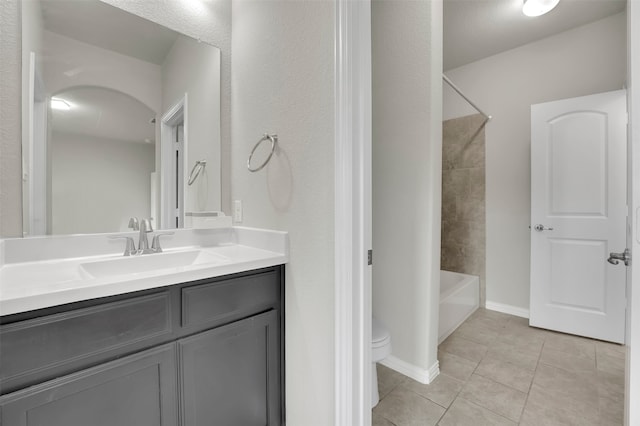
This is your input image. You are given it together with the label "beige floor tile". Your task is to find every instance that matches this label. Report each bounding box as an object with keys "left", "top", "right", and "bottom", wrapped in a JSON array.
[
  {"left": 464, "top": 315, "right": 507, "bottom": 334},
  {"left": 373, "top": 313, "right": 626, "bottom": 426},
  {"left": 544, "top": 332, "right": 596, "bottom": 359},
  {"left": 599, "top": 395, "right": 624, "bottom": 425},
  {"left": 373, "top": 413, "right": 397, "bottom": 426},
  {"left": 598, "top": 370, "right": 625, "bottom": 401},
  {"left": 520, "top": 383, "right": 599, "bottom": 426},
  {"left": 377, "top": 364, "right": 409, "bottom": 400},
  {"left": 470, "top": 308, "right": 513, "bottom": 325},
  {"left": 474, "top": 356, "right": 534, "bottom": 393},
  {"left": 437, "top": 397, "right": 516, "bottom": 426},
  {"left": 500, "top": 318, "right": 548, "bottom": 350},
  {"left": 532, "top": 363, "right": 598, "bottom": 406},
  {"left": 452, "top": 321, "right": 499, "bottom": 346},
  {"left": 504, "top": 316, "right": 549, "bottom": 339},
  {"left": 373, "top": 386, "right": 446, "bottom": 426},
  {"left": 599, "top": 417, "right": 625, "bottom": 426},
  {"left": 597, "top": 352, "right": 626, "bottom": 376},
  {"left": 458, "top": 374, "right": 527, "bottom": 422},
  {"left": 520, "top": 406, "right": 598, "bottom": 426},
  {"left": 437, "top": 351, "right": 478, "bottom": 382},
  {"left": 506, "top": 315, "right": 529, "bottom": 327},
  {"left": 403, "top": 374, "right": 463, "bottom": 408},
  {"left": 494, "top": 330, "right": 544, "bottom": 354},
  {"left": 486, "top": 339, "right": 539, "bottom": 372},
  {"left": 439, "top": 335, "right": 488, "bottom": 363},
  {"left": 539, "top": 345, "right": 596, "bottom": 374},
  {"left": 596, "top": 340, "right": 626, "bottom": 361}
]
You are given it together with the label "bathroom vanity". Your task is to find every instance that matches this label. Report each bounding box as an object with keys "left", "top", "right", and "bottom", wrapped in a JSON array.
[{"left": 0, "top": 227, "right": 287, "bottom": 426}]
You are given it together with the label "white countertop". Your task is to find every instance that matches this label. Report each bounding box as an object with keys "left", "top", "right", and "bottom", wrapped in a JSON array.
[{"left": 0, "top": 227, "right": 288, "bottom": 316}]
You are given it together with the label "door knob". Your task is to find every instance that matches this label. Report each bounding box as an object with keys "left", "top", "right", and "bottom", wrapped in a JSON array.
[
  {"left": 533, "top": 224, "right": 554, "bottom": 232},
  {"left": 608, "top": 248, "right": 631, "bottom": 266}
]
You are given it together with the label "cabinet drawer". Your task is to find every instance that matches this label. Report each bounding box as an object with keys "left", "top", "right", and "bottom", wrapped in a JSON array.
[
  {"left": 182, "top": 270, "right": 279, "bottom": 327},
  {"left": 0, "top": 292, "right": 171, "bottom": 393}
]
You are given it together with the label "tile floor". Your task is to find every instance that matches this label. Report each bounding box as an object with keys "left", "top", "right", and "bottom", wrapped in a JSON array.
[{"left": 372, "top": 308, "right": 626, "bottom": 426}]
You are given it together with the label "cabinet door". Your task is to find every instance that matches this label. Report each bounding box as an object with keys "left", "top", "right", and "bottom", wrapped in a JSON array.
[
  {"left": 0, "top": 344, "right": 178, "bottom": 426},
  {"left": 179, "top": 310, "right": 280, "bottom": 426}
]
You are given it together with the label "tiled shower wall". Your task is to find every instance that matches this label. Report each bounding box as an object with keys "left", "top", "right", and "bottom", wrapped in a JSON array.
[{"left": 441, "top": 114, "right": 486, "bottom": 306}]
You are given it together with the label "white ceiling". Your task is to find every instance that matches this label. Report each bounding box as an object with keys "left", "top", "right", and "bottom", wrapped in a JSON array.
[
  {"left": 444, "top": 0, "right": 626, "bottom": 71},
  {"left": 40, "top": 0, "right": 179, "bottom": 65}
]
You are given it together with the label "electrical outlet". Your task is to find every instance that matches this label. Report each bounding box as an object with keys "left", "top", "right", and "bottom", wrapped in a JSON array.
[{"left": 233, "top": 200, "right": 243, "bottom": 223}]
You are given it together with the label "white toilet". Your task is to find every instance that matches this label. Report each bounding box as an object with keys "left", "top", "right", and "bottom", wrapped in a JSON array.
[{"left": 371, "top": 318, "right": 392, "bottom": 408}]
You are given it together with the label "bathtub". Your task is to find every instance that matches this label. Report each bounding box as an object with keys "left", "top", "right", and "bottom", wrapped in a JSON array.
[{"left": 439, "top": 270, "right": 480, "bottom": 344}]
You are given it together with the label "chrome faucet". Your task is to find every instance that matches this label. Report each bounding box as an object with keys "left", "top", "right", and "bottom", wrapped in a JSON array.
[
  {"left": 128, "top": 217, "right": 140, "bottom": 231},
  {"left": 138, "top": 218, "right": 154, "bottom": 254},
  {"left": 111, "top": 217, "right": 173, "bottom": 256},
  {"left": 151, "top": 232, "right": 174, "bottom": 253},
  {"left": 109, "top": 235, "right": 137, "bottom": 256},
  {"left": 108, "top": 217, "right": 141, "bottom": 256}
]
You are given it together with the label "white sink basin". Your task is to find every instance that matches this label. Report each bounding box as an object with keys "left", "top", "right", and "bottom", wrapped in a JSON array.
[{"left": 79, "top": 250, "right": 228, "bottom": 278}]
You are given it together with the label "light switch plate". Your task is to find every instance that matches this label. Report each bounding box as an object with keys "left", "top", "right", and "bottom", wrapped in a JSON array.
[{"left": 233, "top": 200, "right": 243, "bottom": 223}]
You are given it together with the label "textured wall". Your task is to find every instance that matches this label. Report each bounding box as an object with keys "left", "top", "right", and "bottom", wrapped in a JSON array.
[
  {"left": 372, "top": 0, "right": 443, "bottom": 379},
  {"left": 0, "top": 0, "right": 22, "bottom": 237},
  {"left": 441, "top": 113, "right": 486, "bottom": 306},
  {"left": 231, "top": 1, "right": 335, "bottom": 423},
  {"left": 443, "top": 12, "right": 626, "bottom": 312}
]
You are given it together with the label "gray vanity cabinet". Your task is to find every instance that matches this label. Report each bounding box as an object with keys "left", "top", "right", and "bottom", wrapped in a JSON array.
[
  {"left": 0, "top": 344, "right": 178, "bottom": 426},
  {"left": 0, "top": 266, "right": 284, "bottom": 426},
  {"left": 180, "top": 310, "right": 280, "bottom": 426}
]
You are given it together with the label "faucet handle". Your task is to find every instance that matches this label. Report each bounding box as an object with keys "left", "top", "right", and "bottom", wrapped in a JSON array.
[
  {"left": 151, "top": 232, "right": 174, "bottom": 253},
  {"left": 128, "top": 217, "right": 139, "bottom": 231},
  {"left": 109, "top": 235, "right": 137, "bottom": 256},
  {"left": 141, "top": 218, "right": 153, "bottom": 232}
]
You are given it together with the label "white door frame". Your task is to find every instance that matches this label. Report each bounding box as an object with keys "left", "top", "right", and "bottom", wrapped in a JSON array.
[
  {"left": 334, "top": 0, "right": 372, "bottom": 425},
  {"left": 626, "top": 1, "right": 640, "bottom": 424},
  {"left": 25, "top": 52, "right": 48, "bottom": 236},
  {"left": 160, "top": 95, "right": 188, "bottom": 230}
]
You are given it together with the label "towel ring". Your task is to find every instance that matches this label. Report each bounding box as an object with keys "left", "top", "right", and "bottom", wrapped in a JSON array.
[
  {"left": 188, "top": 160, "right": 207, "bottom": 185},
  {"left": 247, "top": 134, "right": 277, "bottom": 172}
]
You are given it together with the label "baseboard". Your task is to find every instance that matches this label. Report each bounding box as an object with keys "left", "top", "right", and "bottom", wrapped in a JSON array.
[
  {"left": 485, "top": 301, "right": 530, "bottom": 319},
  {"left": 380, "top": 355, "right": 440, "bottom": 385}
]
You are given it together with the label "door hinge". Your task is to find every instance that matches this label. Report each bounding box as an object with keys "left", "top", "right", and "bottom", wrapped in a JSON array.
[{"left": 368, "top": 250, "right": 373, "bottom": 266}]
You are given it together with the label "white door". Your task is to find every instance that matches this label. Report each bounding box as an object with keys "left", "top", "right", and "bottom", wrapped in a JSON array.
[{"left": 530, "top": 89, "right": 627, "bottom": 344}]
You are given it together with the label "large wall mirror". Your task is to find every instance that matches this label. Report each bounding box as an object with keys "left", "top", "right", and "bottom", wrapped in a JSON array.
[{"left": 21, "top": 0, "right": 222, "bottom": 236}]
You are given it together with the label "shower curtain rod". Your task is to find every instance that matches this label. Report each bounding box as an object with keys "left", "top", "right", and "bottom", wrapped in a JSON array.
[{"left": 442, "top": 74, "right": 492, "bottom": 121}]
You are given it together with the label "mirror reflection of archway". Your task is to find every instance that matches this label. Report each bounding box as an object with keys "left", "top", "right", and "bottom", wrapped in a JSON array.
[{"left": 49, "top": 86, "right": 157, "bottom": 234}]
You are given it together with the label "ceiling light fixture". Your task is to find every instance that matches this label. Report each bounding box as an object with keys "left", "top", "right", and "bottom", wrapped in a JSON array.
[
  {"left": 51, "top": 97, "right": 72, "bottom": 111},
  {"left": 523, "top": 0, "right": 559, "bottom": 17}
]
